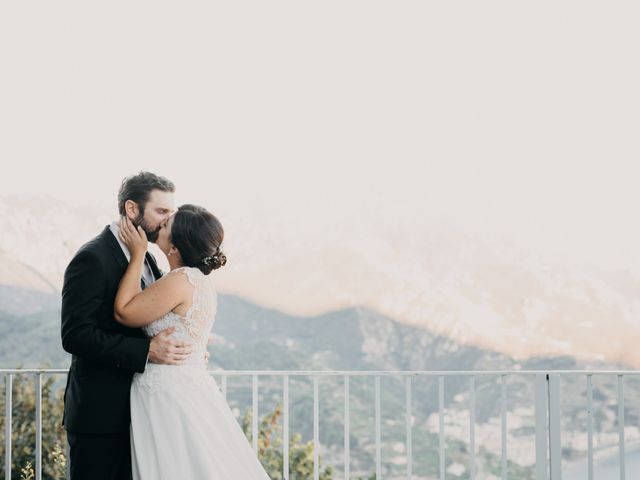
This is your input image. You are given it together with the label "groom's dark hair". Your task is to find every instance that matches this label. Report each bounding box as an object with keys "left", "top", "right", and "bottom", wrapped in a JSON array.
[{"left": 117, "top": 171, "right": 175, "bottom": 216}]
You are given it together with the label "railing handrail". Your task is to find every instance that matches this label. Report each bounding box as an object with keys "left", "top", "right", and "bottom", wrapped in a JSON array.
[
  {"left": 1, "top": 368, "right": 639, "bottom": 375},
  {"left": 3, "top": 367, "right": 638, "bottom": 479}
]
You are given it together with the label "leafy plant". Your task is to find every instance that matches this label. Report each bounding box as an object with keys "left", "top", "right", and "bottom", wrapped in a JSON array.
[
  {"left": 2, "top": 371, "right": 378, "bottom": 479},
  {"left": 241, "top": 402, "right": 335, "bottom": 479},
  {"left": 0, "top": 370, "right": 67, "bottom": 480}
]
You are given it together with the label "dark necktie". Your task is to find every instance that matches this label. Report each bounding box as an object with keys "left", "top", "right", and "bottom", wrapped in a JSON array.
[{"left": 140, "top": 257, "right": 153, "bottom": 290}]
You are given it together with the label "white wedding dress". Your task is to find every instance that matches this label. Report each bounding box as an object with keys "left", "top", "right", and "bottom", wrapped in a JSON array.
[{"left": 130, "top": 266, "right": 272, "bottom": 479}]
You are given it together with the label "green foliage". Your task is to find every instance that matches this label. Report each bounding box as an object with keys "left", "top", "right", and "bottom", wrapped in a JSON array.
[
  {"left": 241, "top": 402, "right": 335, "bottom": 479},
  {"left": 2, "top": 372, "right": 378, "bottom": 480},
  {"left": 0, "top": 371, "right": 67, "bottom": 480},
  {"left": 20, "top": 462, "right": 34, "bottom": 480}
]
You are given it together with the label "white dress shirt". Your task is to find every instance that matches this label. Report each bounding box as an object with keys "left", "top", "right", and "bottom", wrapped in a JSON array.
[
  {"left": 109, "top": 221, "right": 155, "bottom": 287},
  {"left": 110, "top": 221, "right": 155, "bottom": 365}
]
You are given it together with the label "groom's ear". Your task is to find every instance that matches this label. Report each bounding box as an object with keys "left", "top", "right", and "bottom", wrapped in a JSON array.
[{"left": 124, "top": 199, "right": 140, "bottom": 219}]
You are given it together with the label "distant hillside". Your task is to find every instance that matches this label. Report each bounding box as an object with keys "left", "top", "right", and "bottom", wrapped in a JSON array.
[
  {"left": 0, "top": 251, "right": 58, "bottom": 317},
  {"left": 1, "top": 288, "right": 637, "bottom": 479},
  {"left": 2, "top": 194, "right": 640, "bottom": 368}
]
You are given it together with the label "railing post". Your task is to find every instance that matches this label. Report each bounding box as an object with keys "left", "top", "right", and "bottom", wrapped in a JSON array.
[
  {"left": 35, "top": 373, "right": 42, "bottom": 480},
  {"left": 221, "top": 374, "right": 227, "bottom": 401},
  {"left": 252, "top": 374, "right": 258, "bottom": 453},
  {"left": 469, "top": 375, "right": 476, "bottom": 480},
  {"left": 535, "top": 374, "right": 549, "bottom": 480},
  {"left": 406, "top": 375, "right": 412, "bottom": 480},
  {"left": 313, "top": 375, "right": 319, "bottom": 480},
  {"left": 5, "top": 373, "right": 12, "bottom": 480},
  {"left": 344, "top": 375, "right": 350, "bottom": 480},
  {"left": 66, "top": 433, "right": 71, "bottom": 480},
  {"left": 438, "top": 375, "right": 445, "bottom": 480},
  {"left": 283, "top": 375, "right": 289, "bottom": 480},
  {"left": 586, "top": 374, "right": 593, "bottom": 480},
  {"left": 618, "top": 374, "right": 626, "bottom": 480},
  {"left": 548, "top": 374, "right": 562, "bottom": 480},
  {"left": 501, "top": 374, "right": 507, "bottom": 479},
  {"left": 375, "top": 375, "right": 381, "bottom": 479}
]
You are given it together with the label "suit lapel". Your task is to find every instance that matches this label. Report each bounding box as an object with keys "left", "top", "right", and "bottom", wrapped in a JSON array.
[
  {"left": 100, "top": 225, "right": 163, "bottom": 280},
  {"left": 101, "top": 225, "right": 128, "bottom": 272}
]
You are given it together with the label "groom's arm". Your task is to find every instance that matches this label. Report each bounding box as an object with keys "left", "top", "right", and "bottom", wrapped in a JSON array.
[{"left": 61, "top": 248, "right": 150, "bottom": 373}]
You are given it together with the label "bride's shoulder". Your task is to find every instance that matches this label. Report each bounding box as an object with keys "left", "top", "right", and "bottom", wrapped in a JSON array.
[
  {"left": 145, "top": 268, "right": 192, "bottom": 302},
  {"left": 165, "top": 266, "right": 205, "bottom": 285}
]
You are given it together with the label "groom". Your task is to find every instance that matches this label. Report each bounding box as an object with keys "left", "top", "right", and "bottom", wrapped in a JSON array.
[{"left": 61, "top": 172, "right": 195, "bottom": 480}]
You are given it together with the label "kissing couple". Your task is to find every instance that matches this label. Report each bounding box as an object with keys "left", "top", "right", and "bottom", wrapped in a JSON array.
[{"left": 61, "top": 171, "right": 271, "bottom": 479}]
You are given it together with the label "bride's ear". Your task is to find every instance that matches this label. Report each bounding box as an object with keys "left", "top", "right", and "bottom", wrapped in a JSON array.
[{"left": 168, "top": 245, "right": 179, "bottom": 257}]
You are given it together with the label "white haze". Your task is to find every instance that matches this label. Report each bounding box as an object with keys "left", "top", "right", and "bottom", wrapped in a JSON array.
[{"left": 2, "top": 1, "right": 640, "bottom": 363}]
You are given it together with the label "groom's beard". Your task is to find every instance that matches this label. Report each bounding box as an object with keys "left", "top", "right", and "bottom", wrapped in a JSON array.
[{"left": 134, "top": 213, "right": 161, "bottom": 243}]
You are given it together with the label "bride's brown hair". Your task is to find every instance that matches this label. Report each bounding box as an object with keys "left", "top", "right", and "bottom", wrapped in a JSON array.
[{"left": 170, "top": 204, "right": 226, "bottom": 275}]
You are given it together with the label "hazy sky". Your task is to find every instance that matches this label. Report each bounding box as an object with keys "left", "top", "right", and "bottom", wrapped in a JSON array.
[{"left": 2, "top": 1, "right": 640, "bottom": 271}]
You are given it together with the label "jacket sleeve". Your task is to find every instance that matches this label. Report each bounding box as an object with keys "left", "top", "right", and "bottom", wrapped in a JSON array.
[{"left": 61, "top": 248, "right": 150, "bottom": 373}]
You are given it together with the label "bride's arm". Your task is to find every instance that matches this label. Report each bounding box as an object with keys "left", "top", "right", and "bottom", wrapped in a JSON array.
[
  {"left": 114, "top": 217, "right": 190, "bottom": 327},
  {"left": 115, "top": 273, "right": 190, "bottom": 327}
]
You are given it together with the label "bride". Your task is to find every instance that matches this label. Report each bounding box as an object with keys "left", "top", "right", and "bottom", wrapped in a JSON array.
[{"left": 114, "top": 204, "right": 271, "bottom": 479}]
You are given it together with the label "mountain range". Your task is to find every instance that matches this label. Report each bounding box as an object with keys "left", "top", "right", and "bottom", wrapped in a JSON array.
[
  {"left": 1, "top": 194, "right": 639, "bottom": 368},
  {"left": 1, "top": 194, "right": 639, "bottom": 478}
]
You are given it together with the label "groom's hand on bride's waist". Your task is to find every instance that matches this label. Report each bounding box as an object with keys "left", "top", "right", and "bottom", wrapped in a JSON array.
[{"left": 148, "top": 327, "right": 195, "bottom": 365}]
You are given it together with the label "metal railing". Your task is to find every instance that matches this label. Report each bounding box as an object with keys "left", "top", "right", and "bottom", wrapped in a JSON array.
[{"left": 2, "top": 368, "right": 638, "bottom": 479}]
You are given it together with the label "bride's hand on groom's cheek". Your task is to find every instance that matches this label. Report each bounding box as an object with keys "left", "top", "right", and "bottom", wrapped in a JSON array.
[
  {"left": 148, "top": 327, "right": 195, "bottom": 365},
  {"left": 119, "top": 216, "right": 148, "bottom": 258}
]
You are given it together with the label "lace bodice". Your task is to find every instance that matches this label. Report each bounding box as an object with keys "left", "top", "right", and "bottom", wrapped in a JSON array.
[{"left": 143, "top": 266, "right": 217, "bottom": 366}]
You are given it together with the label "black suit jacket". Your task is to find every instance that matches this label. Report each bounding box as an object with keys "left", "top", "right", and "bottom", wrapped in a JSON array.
[{"left": 61, "top": 225, "right": 162, "bottom": 433}]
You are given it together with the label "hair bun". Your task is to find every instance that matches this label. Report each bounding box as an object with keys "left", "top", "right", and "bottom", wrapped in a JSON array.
[
  {"left": 199, "top": 250, "right": 227, "bottom": 274},
  {"left": 210, "top": 252, "right": 227, "bottom": 270}
]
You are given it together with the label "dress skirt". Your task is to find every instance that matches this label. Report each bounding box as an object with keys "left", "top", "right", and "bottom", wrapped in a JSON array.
[{"left": 130, "top": 363, "right": 272, "bottom": 480}]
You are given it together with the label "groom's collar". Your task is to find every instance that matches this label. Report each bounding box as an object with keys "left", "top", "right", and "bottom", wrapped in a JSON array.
[
  {"left": 109, "top": 221, "right": 132, "bottom": 261},
  {"left": 102, "top": 224, "right": 128, "bottom": 271},
  {"left": 102, "top": 223, "right": 163, "bottom": 278}
]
